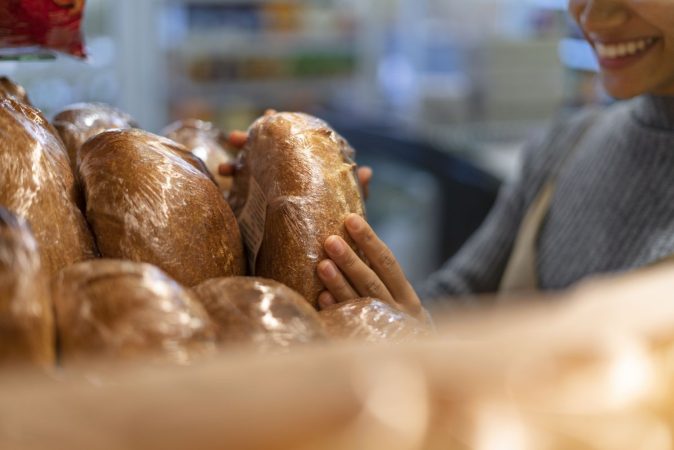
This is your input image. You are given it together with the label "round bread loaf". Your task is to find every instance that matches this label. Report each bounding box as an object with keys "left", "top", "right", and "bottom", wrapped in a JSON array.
[
  {"left": 162, "top": 119, "right": 239, "bottom": 196},
  {"left": 0, "top": 77, "right": 31, "bottom": 105},
  {"left": 319, "top": 298, "right": 429, "bottom": 342},
  {"left": 53, "top": 259, "right": 216, "bottom": 364},
  {"left": 229, "top": 112, "right": 365, "bottom": 306},
  {"left": 0, "top": 98, "right": 97, "bottom": 276},
  {"left": 79, "top": 129, "right": 245, "bottom": 286},
  {"left": 192, "top": 276, "right": 327, "bottom": 350},
  {"left": 0, "top": 208, "right": 54, "bottom": 368},
  {"left": 53, "top": 102, "right": 138, "bottom": 173}
]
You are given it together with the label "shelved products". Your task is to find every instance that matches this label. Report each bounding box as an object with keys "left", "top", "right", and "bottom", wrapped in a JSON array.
[{"left": 158, "top": 0, "right": 361, "bottom": 131}]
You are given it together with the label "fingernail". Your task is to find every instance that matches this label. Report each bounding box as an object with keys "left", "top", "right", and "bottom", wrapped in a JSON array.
[
  {"left": 346, "top": 214, "right": 362, "bottom": 232},
  {"left": 319, "top": 261, "right": 337, "bottom": 278},
  {"left": 326, "top": 236, "right": 345, "bottom": 256}
]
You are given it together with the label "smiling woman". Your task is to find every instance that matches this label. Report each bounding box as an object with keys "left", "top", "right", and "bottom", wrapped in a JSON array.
[
  {"left": 313, "top": 0, "right": 674, "bottom": 314},
  {"left": 568, "top": 0, "right": 674, "bottom": 98}
]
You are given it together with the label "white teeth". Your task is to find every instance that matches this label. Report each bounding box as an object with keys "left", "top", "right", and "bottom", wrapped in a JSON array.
[{"left": 595, "top": 37, "right": 657, "bottom": 59}]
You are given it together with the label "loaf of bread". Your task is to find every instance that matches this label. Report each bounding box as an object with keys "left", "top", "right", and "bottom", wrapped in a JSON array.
[
  {"left": 53, "top": 102, "right": 138, "bottom": 173},
  {"left": 0, "top": 208, "right": 55, "bottom": 368},
  {"left": 53, "top": 259, "right": 216, "bottom": 364},
  {"left": 79, "top": 129, "right": 245, "bottom": 286},
  {"left": 0, "top": 98, "right": 97, "bottom": 276},
  {"left": 229, "top": 112, "right": 365, "bottom": 306},
  {"left": 192, "top": 276, "right": 327, "bottom": 349},
  {"left": 162, "top": 119, "right": 239, "bottom": 196},
  {"left": 319, "top": 298, "right": 429, "bottom": 342},
  {"left": 0, "top": 77, "right": 31, "bottom": 104}
]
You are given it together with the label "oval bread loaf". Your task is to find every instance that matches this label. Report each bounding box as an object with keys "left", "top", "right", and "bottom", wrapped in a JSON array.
[
  {"left": 230, "top": 112, "right": 365, "bottom": 307},
  {"left": 0, "top": 98, "right": 97, "bottom": 276},
  {"left": 79, "top": 129, "right": 245, "bottom": 286}
]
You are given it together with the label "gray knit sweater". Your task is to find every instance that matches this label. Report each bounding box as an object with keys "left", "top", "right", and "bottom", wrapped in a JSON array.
[{"left": 419, "top": 95, "right": 674, "bottom": 305}]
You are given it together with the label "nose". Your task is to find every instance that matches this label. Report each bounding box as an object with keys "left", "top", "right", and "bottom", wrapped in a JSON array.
[{"left": 577, "top": 0, "right": 629, "bottom": 33}]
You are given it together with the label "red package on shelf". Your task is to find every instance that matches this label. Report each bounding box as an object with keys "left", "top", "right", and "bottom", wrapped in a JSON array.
[{"left": 0, "top": 0, "right": 86, "bottom": 59}]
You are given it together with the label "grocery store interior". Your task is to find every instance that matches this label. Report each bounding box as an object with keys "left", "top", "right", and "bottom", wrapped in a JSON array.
[{"left": 2, "top": 0, "right": 605, "bottom": 285}]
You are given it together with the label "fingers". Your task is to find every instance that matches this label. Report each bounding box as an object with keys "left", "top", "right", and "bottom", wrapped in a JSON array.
[
  {"left": 218, "top": 163, "right": 236, "bottom": 176},
  {"left": 228, "top": 130, "right": 248, "bottom": 149},
  {"left": 317, "top": 259, "right": 359, "bottom": 302},
  {"left": 343, "top": 214, "right": 418, "bottom": 310},
  {"left": 318, "top": 290, "right": 337, "bottom": 310},
  {"left": 357, "top": 166, "right": 372, "bottom": 200},
  {"left": 323, "top": 235, "right": 395, "bottom": 305}
]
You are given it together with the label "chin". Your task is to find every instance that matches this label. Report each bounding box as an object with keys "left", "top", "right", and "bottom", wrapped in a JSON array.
[{"left": 600, "top": 75, "right": 646, "bottom": 100}]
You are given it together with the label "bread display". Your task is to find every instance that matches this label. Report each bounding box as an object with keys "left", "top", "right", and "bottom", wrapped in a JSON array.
[
  {"left": 192, "top": 277, "right": 327, "bottom": 349},
  {"left": 79, "top": 129, "right": 245, "bottom": 286},
  {"left": 0, "top": 208, "right": 55, "bottom": 368},
  {"left": 162, "top": 119, "right": 240, "bottom": 196},
  {"left": 319, "top": 298, "right": 429, "bottom": 342},
  {"left": 230, "top": 112, "right": 365, "bottom": 306},
  {"left": 0, "top": 98, "right": 97, "bottom": 276},
  {"left": 0, "top": 77, "right": 31, "bottom": 104},
  {"left": 53, "top": 102, "right": 138, "bottom": 173},
  {"left": 53, "top": 259, "right": 216, "bottom": 364}
]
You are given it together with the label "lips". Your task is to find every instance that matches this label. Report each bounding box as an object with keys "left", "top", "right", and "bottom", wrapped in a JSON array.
[{"left": 591, "top": 37, "right": 661, "bottom": 70}]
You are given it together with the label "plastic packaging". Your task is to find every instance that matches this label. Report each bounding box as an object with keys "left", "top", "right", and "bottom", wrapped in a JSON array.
[
  {"left": 0, "top": 208, "right": 54, "bottom": 368},
  {"left": 53, "top": 259, "right": 217, "bottom": 365},
  {"left": 162, "top": 119, "right": 240, "bottom": 197},
  {"left": 0, "top": 96, "right": 97, "bottom": 276},
  {"left": 192, "top": 276, "right": 327, "bottom": 350},
  {"left": 229, "top": 112, "right": 365, "bottom": 306},
  {"left": 79, "top": 129, "right": 246, "bottom": 287},
  {"left": 0, "top": 76, "right": 31, "bottom": 104},
  {"left": 0, "top": 0, "right": 86, "bottom": 59},
  {"left": 319, "top": 298, "right": 430, "bottom": 342},
  {"left": 53, "top": 102, "right": 138, "bottom": 173}
]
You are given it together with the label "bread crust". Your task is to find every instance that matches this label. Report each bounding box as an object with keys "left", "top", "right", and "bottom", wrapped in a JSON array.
[
  {"left": 79, "top": 129, "right": 245, "bottom": 286},
  {"left": 192, "top": 276, "right": 327, "bottom": 349},
  {"left": 162, "top": 119, "right": 239, "bottom": 196},
  {"left": 230, "top": 112, "right": 365, "bottom": 306},
  {"left": 0, "top": 98, "right": 97, "bottom": 276},
  {"left": 0, "top": 208, "right": 55, "bottom": 368},
  {"left": 53, "top": 259, "right": 216, "bottom": 364}
]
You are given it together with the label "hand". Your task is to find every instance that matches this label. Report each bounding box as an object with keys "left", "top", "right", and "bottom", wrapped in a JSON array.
[
  {"left": 317, "top": 214, "right": 425, "bottom": 321},
  {"left": 219, "top": 130, "right": 373, "bottom": 198}
]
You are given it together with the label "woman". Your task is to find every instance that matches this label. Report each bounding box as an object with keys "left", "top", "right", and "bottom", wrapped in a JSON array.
[{"left": 230, "top": 0, "right": 674, "bottom": 320}]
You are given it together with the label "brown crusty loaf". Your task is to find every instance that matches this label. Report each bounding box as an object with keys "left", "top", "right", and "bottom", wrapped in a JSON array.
[
  {"left": 79, "top": 129, "right": 245, "bottom": 286},
  {"left": 230, "top": 112, "right": 365, "bottom": 307},
  {"left": 0, "top": 77, "right": 31, "bottom": 105},
  {"left": 0, "top": 98, "right": 97, "bottom": 276},
  {"left": 0, "top": 208, "right": 55, "bottom": 368},
  {"left": 53, "top": 102, "right": 138, "bottom": 173},
  {"left": 192, "top": 276, "right": 327, "bottom": 350},
  {"left": 162, "top": 119, "right": 239, "bottom": 196},
  {"left": 53, "top": 259, "right": 216, "bottom": 364},
  {"left": 319, "top": 298, "right": 429, "bottom": 343}
]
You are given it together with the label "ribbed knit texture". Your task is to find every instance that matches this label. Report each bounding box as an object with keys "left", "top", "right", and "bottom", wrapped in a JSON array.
[{"left": 419, "top": 95, "right": 674, "bottom": 306}]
